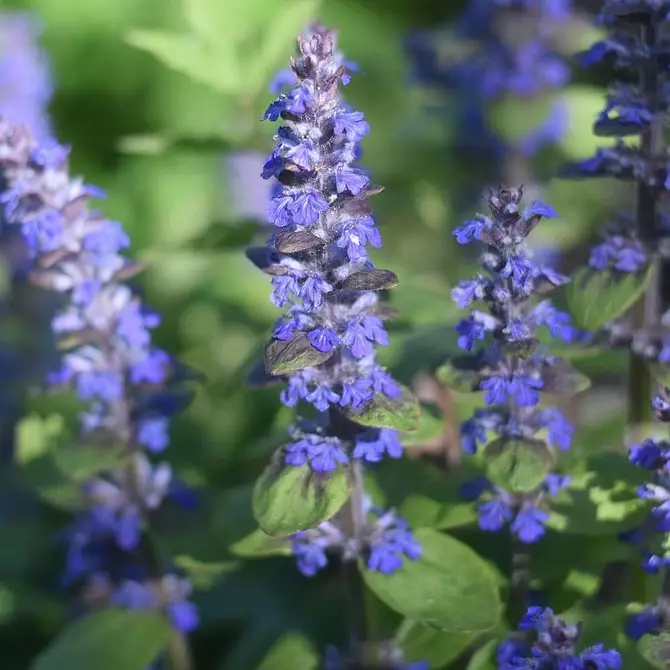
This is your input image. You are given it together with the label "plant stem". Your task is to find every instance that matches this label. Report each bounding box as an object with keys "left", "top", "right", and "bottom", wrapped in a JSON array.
[
  {"left": 509, "top": 537, "right": 531, "bottom": 626},
  {"left": 342, "top": 460, "right": 374, "bottom": 663},
  {"left": 629, "top": 19, "right": 662, "bottom": 441}
]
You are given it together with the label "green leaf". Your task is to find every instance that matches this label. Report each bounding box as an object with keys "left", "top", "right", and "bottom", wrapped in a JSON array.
[
  {"left": 483, "top": 438, "right": 555, "bottom": 494},
  {"left": 341, "top": 384, "right": 421, "bottom": 431},
  {"left": 400, "top": 403, "right": 445, "bottom": 448},
  {"left": 173, "top": 555, "right": 240, "bottom": 590},
  {"left": 53, "top": 442, "right": 130, "bottom": 482},
  {"left": 252, "top": 462, "right": 350, "bottom": 535},
  {"left": 31, "top": 609, "right": 172, "bottom": 670},
  {"left": 367, "top": 458, "right": 482, "bottom": 531},
  {"left": 547, "top": 454, "right": 649, "bottom": 534},
  {"left": 361, "top": 529, "right": 501, "bottom": 633},
  {"left": 466, "top": 639, "right": 498, "bottom": 670},
  {"left": 435, "top": 358, "right": 482, "bottom": 394},
  {"left": 638, "top": 633, "right": 670, "bottom": 669},
  {"left": 126, "top": 30, "right": 239, "bottom": 93},
  {"left": 566, "top": 265, "right": 653, "bottom": 332},
  {"left": 396, "top": 618, "right": 477, "bottom": 668},
  {"left": 265, "top": 334, "right": 334, "bottom": 376},
  {"left": 229, "top": 529, "right": 292, "bottom": 558},
  {"left": 255, "top": 632, "right": 319, "bottom": 670}
]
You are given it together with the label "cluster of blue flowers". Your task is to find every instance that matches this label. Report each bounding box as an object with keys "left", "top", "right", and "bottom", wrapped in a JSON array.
[
  {"left": 291, "top": 498, "right": 421, "bottom": 577},
  {"left": 407, "top": 0, "right": 573, "bottom": 175},
  {"left": 462, "top": 473, "right": 571, "bottom": 543},
  {"left": 0, "top": 122, "right": 198, "bottom": 636},
  {"left": 452, "top": 187, "right": 575, "bottom": 519},
  {"left": 498, "top": 607, "right": 622, "bottom": 669}
]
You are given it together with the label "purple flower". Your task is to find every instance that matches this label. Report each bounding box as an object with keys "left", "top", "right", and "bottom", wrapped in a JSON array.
[
  {"left": 335, "top": 167, "right": 369, "bottom": 195},
  {"left": 290, "top": 188, "right": 329, "bottom": 225},
  {"left": 307, "top": 327, "right": 339, "bottom": 353},
  {"left": 340, "top": 378, "right": 374, "bottom": 408},
  {"left": 333, "top": 110, "right": 370, "bottom": 140}
]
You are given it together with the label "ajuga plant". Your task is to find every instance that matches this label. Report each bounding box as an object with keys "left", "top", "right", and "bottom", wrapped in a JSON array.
[
  {"left": 561, "top": 0, "right": 670, "bottom": 437},
  {"left": 450, "top": 187, "right": 620, "bottom": 667},
  {"left": 406, "top": 0, "right": 574, "bottom": 217},
  {"left": 242, "top": 25, "right": 504, "bottom": 669},
  {"left": 0, "top": 121, "right": 201, "bottom": 668}
]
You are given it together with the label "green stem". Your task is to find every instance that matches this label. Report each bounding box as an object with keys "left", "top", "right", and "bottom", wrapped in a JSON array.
[{"left": 629, "top": 19, "right": 662, "bottom": 441}]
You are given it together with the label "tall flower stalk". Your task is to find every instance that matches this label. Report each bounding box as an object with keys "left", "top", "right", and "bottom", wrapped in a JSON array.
[
  {"left": 248, "top": 27, "right": 422, "bottom": 666},
  {"left": 451, "top": 186, "right": 581, "bottom": 617},
  {"left": 562, "top": 0, "right": 670, "bottom": 439},
  {"left": 0, "top": 122, "right": 198, "bottom": 669},
  {"left": 451, "top": 186, "right": 621, "bottom": 666}
]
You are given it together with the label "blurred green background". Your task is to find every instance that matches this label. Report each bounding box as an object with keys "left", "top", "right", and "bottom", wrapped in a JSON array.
[{"left": 0, "top": 0, "right": 645, "bottom": 667}]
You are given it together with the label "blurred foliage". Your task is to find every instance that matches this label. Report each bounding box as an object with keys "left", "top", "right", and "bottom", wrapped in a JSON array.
[{"left": 0, "top": 0, "right": 650, "bottom": 667}]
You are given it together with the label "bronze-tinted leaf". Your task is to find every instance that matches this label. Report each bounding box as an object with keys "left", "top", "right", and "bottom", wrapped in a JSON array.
[
  {"left": 265, "top": 334, "right": 335, "bottom": 376},
  {"left": 114, "top": 260, "right": 147, "bottom": 282},
  {"left": 340, "top": 269, "right": 399, "bottom": 291},
  {"left": 360, "top": 184, "right": 384, "bottom": 198},
  {"left": 274, "top": 229, "right": 324, "bottom": 254}
]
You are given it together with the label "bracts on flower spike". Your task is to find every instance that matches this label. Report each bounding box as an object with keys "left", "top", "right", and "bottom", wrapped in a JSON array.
[{"left": 0, "top": 121, "right": 201, "bottom": 660}]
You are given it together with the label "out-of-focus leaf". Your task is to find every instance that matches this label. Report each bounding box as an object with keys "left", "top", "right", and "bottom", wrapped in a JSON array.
[
  {"left": 253, "top": 462, "right": 350, "bottom": 535},
  {"left": 341, "top": 385, "right": 421, "bottom": 431},
  {"left": 361, "top": 529, "right": 501, "bottom": 633},
  {"left": 229, "top": 529, "right": 292, "bottom": 558},
  {"left": 254, "top": 632, "right": 320, "bottom": 670},
  {"left": 31, "top": 609, "right": 172, "bottom": 670},
  {"left": 466, "top": 639, "right": 498, "bottom": 670},
  {"left": 484, "top": 438, "right": 555, "bottom": 494},
  {"left": 400, "top": 403, "right": 444, "bottom": 448},
  {"left": 173, "top": 556, "right": 240, "bottom": 590},
  {"left": 396, "top": 618, "right": 477, "bottom": 668},
  {"left": 566, "top": 265, "right": 653, "bottom": 332},
  {"left": 117, "top": 133, "right": 235, "bottom": 155},
  {"left": 435, "top": 358, "right": 482, "bottom": 394},
  {"left": 246, "top": 0, "right": 321, "bottom": 97},
  {"left": 53, "top": 442, "right": 130, "bottom": 482},
  {"left": 126, "top": 30, "right": 240, "bottom": 93},
  {"left": 638, "top": 632, "right": 670, "bottom": 669}
]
